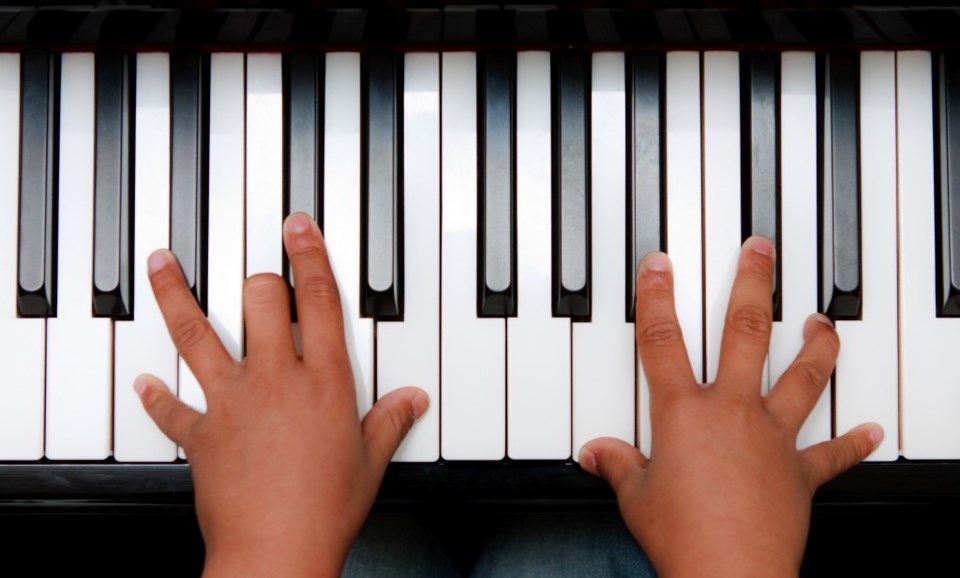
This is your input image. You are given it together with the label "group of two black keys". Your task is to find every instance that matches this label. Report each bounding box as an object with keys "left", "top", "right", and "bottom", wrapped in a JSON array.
[{"left": 15, "top": 48, "right": 960, "bottom": 325}]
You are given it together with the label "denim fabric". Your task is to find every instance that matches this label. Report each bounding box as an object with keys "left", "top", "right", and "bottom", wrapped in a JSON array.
[{"left": 343, "top": 512, "right": 656, "bottom": 578}]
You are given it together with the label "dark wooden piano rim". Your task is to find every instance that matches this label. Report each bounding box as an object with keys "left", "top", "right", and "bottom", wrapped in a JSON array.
[
  {"left": 6, "top": 2, "right": 960, "bottom": 53},
  {"left": 0, "top": 459, "right": 956, "bottom": 512}
]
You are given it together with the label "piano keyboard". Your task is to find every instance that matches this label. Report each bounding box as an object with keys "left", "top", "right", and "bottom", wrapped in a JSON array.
[{"left": 2, "top": 48, "right": 959, "bottom": 467}]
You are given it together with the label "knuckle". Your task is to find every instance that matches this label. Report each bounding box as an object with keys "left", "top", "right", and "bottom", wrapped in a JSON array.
[
  {"left": 637, "top": 319, "right": 685, "bottom": 349},
  {"left": 727, "top": 305, "right": 772, "bottom": 340},
  {"left": 826, "top": 443, "right": 852, "bottom": 477},
  {"left": 792, "top": 359, "right": 829, "bottom": 392},
  {"left": 297, "top": 271, "right": 343, "bottom": 313},
  {"left": 171, "top": 316, "right": 212, "bottom": 351},
  {"left": 387, "top": 407, "right": 412, "bottom": 443}
]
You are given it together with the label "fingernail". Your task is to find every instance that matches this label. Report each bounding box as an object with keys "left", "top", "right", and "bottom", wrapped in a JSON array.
[
  {"left": 411, "top": 391, "right": 429, "bottom": 421},
  {"left": 133, "top": 376, "right": 151, "bottom": 398},
  {"left": 286, "top": 212, "right": 312, "bottom": 235},
  {"left": 578, "top": 447, "right": 598, "bottom": 476},
  {"left": 147, "top": 250, "right": 171, "bottom": 276},
  {"left": 641, "top": 252, "right": 671, "bottom": 273},
  {"left": 803, "top": 313, "right": 834, "bottom": 341},
  {"left": 746, "top": 236, "right": 775, "bottom": 258}
]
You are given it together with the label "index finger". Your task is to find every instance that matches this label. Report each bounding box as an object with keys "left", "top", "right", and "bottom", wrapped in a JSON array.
[
  {"left": 635, "top": 252, "right": 696, "bottom": 395},
  {"left": 147, "top": 250, "right": 236, "bottom": 389},
  {"left": 282, "top": 213, "right": 351, "bottom": 372},
  {"left": 715, "top": 237, "right": 775, "bottom": 393}
]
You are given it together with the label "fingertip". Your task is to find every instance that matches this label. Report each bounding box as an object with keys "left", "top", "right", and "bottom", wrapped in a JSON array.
[
  {"left": 147, "top": 249, "right": 175, "bottom": 276},
  {"left": 578, "top": 446, "right": 599, "bottom": 476},
  {"left": 744, "top": 235, "right": 775, "bottom": 259},
  {"left": 284, "top": 212, "right": 313, "bottom": 235},
  {"left": 640, "top": 251, "right": 671, "bottom": 274},
  {"left": 851, "top": 421, "right": 884, "bottom": 453},
  {"left": 133, "top": 373, "right": 167, "bottom": 400},
  {"left": 411, "top": 388, "right": 430, "bottom": 421},
  {"left": 802, "top": 313, "right": 835, "bottom": 341}
]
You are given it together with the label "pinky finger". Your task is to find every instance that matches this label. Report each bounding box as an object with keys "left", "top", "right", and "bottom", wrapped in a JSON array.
[
  {"left": 801, "top": 422, "right": 884, "bottom": 490},
  {"left": 134, "top": 374, "right": 202, "bottom": 450}
]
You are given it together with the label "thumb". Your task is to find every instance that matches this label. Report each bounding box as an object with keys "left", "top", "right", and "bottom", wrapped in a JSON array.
[
  {"left": 801, "top": 422, "right": 883, "bottom": 490},
  {"left": 134, "top": 374, "right": 202, "bottom": 450},
  {"left": 361, "top": 387, "right": 429, "bottom": 470},
  {"left": 579, "top": 437, "right": 648, "bottom": 496}
]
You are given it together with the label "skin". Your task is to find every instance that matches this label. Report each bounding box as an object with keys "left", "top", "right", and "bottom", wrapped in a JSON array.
[
  {"left": 579, "top": 237, "right": 883, "bottom": 577},
  {"left": 134, "top": 213, "right": 427, "bottom": 578},
  {"left": 135, "top": 213, "right": 880, "bottom": 577}
]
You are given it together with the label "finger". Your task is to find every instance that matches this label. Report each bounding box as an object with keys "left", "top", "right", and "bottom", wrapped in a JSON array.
[
  {"left": 765, "top": 313, "right": 839, "bottom": 432},
  {"left": 244, "top": 273, "right": 297, "bottom": 363},
  {"left": 134, "top": 374, "right": 202, "bottom": 449},
  {"left": 147, "top": 250, "right": 235, "bottom": 388},
  {"left": 361, "top": 387, "right": 429, "bottom": 471},
  {"left": 715, "top": 236, "right": 775, "bottom": 393},
  {"left": 282, "top": 213, "right": 349, "bottom": 370},
  {"left": 578, "top": 437, "right": 648, "bottom": 496},
  {"left": 635, "top": 252, "right": 697, "bottom": 395},
  {"left": 801, "top": 422, "right": 883, "bottom": 490}
]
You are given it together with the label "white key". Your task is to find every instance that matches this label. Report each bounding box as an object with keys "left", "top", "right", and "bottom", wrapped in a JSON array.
[
  {"left": 207, "top": 53, "right": 246, "bottom": 365},
  {"left": 246, "top": 53, "right": 283, "bottom": 278},
  {"left": 509, "top": 52, "right": 571, "bottom": 459},
  {"left": 702, "top": 51, "right": 741, "bottom": 385},
  {"left": 899, "top": 50, "right": 960, "bottom": 458},
  {"left": 46, "top": 53, "right": 112, "bottom": 460},
  {"left": 114, "top": 53, "right": 178, "bottom": 462},
  {"left": 640, "top": 52, "right": 703, "bottom": 457},
  {"left": 377, "top": 53, "right": 440, "bottom": 462},
  {"left": 770, "top": 52, "right": 827, "bottom": 450},
  {"left": 572, "top": 52, "right": 634, "bottom": 460},
  {"left": 441, "top": 52, "right": 506, "bottom": 460},
  {"left": 833, "top": 52, "right": 899, "bottom": 461},
  {"left": 175, "top": 54, "right": 248, "bottom": 460},
  {"left": 0, "top": 54, "right": 44, "bottom": 460},
  {"left": 325, "top": 53, "right": 374, "bottom": 416}
]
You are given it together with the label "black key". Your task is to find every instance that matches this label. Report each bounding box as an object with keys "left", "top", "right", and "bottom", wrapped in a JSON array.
[
  {"left": 361, "top": 50, "right": 403, "bottom": 320},
  {"left": 818, "top": 52, "right": 861, "bottom": 320},
  {"left": 741, "top": 52, "right": 782, "bottom": 321},
  {"left": 18, "top": 50, "right": 59, "bottom": 318},
  {"left": 551, "top": 50, "right": 591, "bottom": 320},
  {"left": 283, "top": 51, "right": 324, "bottom": 320},
  {"left": 626, "top": 53, "right": 664, "bottom": 322},
  {"left": 93, "top": 50, "right": 135, "bottom": 319},
  {"left": 478, "top": 50, "right": 517, "bottom": 318},
  {"left": 169, "top": 50, "right": 209, "bottom": 313},
  {"left": 935, "top": 52, "right": 960, "bottom": 317}
]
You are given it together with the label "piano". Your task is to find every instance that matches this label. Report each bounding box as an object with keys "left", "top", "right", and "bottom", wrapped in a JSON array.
[{"left": 1, "top": 1, "right": 959, "bottom": 574}]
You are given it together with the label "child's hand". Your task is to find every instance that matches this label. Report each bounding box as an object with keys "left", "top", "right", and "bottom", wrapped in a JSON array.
[
  {"left": 580, "top": 237, "right": 883, "bottom": 577},
  {"left": 135, "top": 213, "right": 428, "bottom": 578}
]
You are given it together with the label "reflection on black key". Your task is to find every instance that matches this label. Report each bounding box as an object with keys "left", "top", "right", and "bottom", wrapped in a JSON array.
[
  {"left": 478, "top": 50, "right": 516, "bottom": 318},
  {"left": 93, "top": 50, "right": 135, "bottom": 319},
  {"left": 741, "top": 52, "right": 781, "bottom": 321},
  {"left": 361, "top": 50, "right": 403, "bottom": 320},
  {"left": 551, "top": 50, "right": 590, "bottom": 320},
  {"left": 818, "top": 52, "right": 861, "bottom": 320},
  {"left": 627, "top": 53, "right": 664, "bottom": 322},
  {"left": 18, "top": 50, "right": 59, "bottom": 318},
  {"left": 936, "top": 52, "right": 960, "bottom": 317},
  {"left": 170, "top": 50, "right": 209, "bottom": 312},
  {"left": 283, "top": 51, "right": 324, "bottom": 321},
  {"left": 283, "top": 53, "right": 324, "bottom": 244}
]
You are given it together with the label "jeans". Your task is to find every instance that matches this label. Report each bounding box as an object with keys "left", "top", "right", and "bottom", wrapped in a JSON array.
[{"left": 343, "top": 511, "right": 656, "bottom": 577}]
